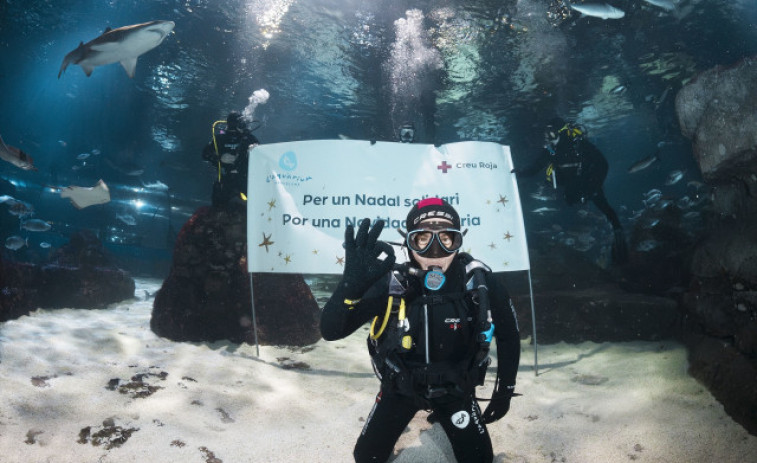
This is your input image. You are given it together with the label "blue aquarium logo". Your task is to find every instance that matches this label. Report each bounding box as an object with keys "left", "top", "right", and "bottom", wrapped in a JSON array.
[{"left": 279, "top": 151, "right": 298, "bottom": 171}]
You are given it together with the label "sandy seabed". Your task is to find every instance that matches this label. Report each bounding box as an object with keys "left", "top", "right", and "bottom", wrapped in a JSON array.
[{"left": 1, "top": 278, "right": 755, "bottom": 463}]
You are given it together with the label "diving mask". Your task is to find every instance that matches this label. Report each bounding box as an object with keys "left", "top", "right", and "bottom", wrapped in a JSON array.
[
  {"left": 406, "top": 224, "right": 464, "bottom": 258},
  {"left": 399, "top": 124, "right": 415, "bottom": 143}
]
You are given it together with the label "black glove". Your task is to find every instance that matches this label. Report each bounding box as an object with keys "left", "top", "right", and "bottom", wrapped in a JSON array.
[
  {"left": 482, "top": 390, "right": 512, "bottom": 424},
  {"left": 340, "top": 218, "right": 396, "bottom": 299}
]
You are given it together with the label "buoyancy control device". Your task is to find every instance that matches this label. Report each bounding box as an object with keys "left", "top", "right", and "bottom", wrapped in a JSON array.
[{"left": 367, "top": 253, "right": 496, "bottom": 405}]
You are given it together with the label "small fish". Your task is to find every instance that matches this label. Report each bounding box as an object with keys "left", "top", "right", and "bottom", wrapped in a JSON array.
[
  {"left": 116, "top": 213, "right": 137, "bottom": 226},
  {"left": 687, "top": 180, "right": 706, "bottom": 190},
  {"left": 665, "top": 170, "right": 684, "bottom": 185},
  {"left": 654, "top": 199, "right": 674, "bottom": 210},
  {"left": 676, "top": 196, "right": 693, "bottom": 209},
  {"left": 58, "top": 139, "right": 68, "bottom": 147},
  {"left": 5, "top": 235, "right": 28, "bottom": 251},
  {"left": 642, "top": 0, "right": 675, "bottom": 12},
  {"left": 20, "top": 219, "right": 52, "bottom": 232},
  {"left": 569, "top": 3, "right": 625, "bottom": 20},
  {"left": 0, "top": 194, "right": 15, "bottom": 203},
  {"left": 628, "top": 152, "right": 660, "bottom": 173},
  {"left": 532, "top": 207, "right": 559, "bottom": 214},
  {"left": 91, "top": 149, "right": 101, "bottom": 155},
  {"left": 7, "top": 200, "right": 34, "bottom": 217},
  {"left": 530, "top": 192, "right": 556, "bottom": 201},
  {"left": 0, "top": 135, "right": 37, "bottom": 171},
  {"left": 636, "top": 240, "right": 659, "bottom": 252},
  {"left": 643, "top": 189, "right": 663, "bottom": 207},
  {"left": 502, "top": 16, "right": 529, "bottom": 33},
  {"left": 141, "top": 179, "right": 169, "bottom": 190},
  {"left": 642, "top": 218, "right": 660, "bottom": 229},
  {"left": 76, "top": 152, "right": 91, "bottom": 160},
  {"left": 610, "top": 84, "right": 626, "bottom": 95},
  {"left": 39, "top": 241, "right": 52, "bottom": 249}
]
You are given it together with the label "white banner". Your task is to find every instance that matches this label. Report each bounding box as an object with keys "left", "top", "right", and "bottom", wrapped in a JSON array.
[{"left": 247, "top": 140, "right": 529, "bottom": 274}]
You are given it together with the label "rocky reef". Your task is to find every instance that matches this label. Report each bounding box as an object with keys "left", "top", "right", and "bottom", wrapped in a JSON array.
[
  {"left": 0, "top": 230, "right": 135, "bottom": 321},
  {"left": 673, "top": 55, "right": 757, "bottom": 435},
  {"left": 150, "top": 206, "right": 321, "bottom": 347}
]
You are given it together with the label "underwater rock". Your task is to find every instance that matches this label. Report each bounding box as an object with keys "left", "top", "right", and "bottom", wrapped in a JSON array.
[
  {"left": 679, "top": 221, "right": 757, "bottom": 435},
  {"left": 498, "top": 245, "right": 680, "bottom": 343},
  {"left": 151, "top": 206, "right": 320, "bottom": 346},
  {"left": 51, "top": 229, "right": 113, "bottom": 268},
  {"left": 0, "top": 234, "right": 135, "bottom": 321},
  {"left": 683, "top": 333, "right": 757, "bottom": 436},
  {"left": 678, "top": 210, "right": 757, "bottom": 415},
  {"left": 0, "top": 252, "right": 34, "bottom": 321},
  {"left": 676, "top": 55, "right": 757, "bottom": 181},
  {"left": 511, "top": 284, "right": 679, "bottom": 344},
  {"left": 675, "top": 57, "right": 757, "bottom": 436}
]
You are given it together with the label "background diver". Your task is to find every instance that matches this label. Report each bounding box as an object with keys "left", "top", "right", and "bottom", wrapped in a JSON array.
[
  {"left": 512, "top": 117, "right": 628, "bottom": 263},
  {"left": 202, "top": 111, "right": 260, "bottom": 209},
  {"left": 321, "top": 198, "right": 521, "bottom": 463}
]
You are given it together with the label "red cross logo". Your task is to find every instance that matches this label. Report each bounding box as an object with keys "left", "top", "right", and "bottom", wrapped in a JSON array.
[{"left": 437, "top": 161, "right": 452, "bottom": 173}]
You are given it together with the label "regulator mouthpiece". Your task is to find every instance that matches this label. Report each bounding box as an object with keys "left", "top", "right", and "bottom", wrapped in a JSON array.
[{"left": 424, "top": 266, "right": 446, "bottom": 291}]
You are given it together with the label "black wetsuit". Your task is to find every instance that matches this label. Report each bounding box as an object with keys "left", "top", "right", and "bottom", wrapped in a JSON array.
[
  {"left": 202, "top": 128, "right": 259, "bottom": 207},
  {"left": 321, "top": 255, "right": 520, "bottom": 463},
  {"left": 520, "top": 134, "right": 622, "bottom": 231}
]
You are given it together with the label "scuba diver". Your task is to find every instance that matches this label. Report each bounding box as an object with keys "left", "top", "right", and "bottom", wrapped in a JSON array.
[
  {"left": 513, "top": 117, "right": 628, "bottom": 263},
  {"left": 202, "top": 111, "right": 260, "bottom": 209},
  {"left": 321, "top": 198, "right": 520, "bottom": 463},
  {"left": 398, "top": 122, "right": 416, "bottom": 143}
]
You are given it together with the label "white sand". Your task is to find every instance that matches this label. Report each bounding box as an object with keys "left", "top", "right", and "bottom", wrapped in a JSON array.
[{"left": 1, "top": 277, "right": 755, "bottom": 463}]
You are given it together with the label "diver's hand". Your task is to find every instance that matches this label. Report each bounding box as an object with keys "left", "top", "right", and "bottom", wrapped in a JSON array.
[
  {"left": 340, "top": 218, "right": 396, "bottom": 299},
  {"left": 220, "top": 153, "right": 237, "bottom": 164},
  {"left": 482, "top": 390, "right": 512, "bottom": 424}
]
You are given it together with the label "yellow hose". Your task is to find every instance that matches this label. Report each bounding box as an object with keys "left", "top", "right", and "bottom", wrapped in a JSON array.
[
  {"left": 211, "top": 120, "right": 226, "bottom": 182},
  {"left": 370, "top": 296, "right": 395, "bottom": 340}
]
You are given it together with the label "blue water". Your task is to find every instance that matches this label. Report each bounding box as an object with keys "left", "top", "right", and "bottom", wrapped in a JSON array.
[{"left": 1, "top": 0, "right": 755, "bottom": 275}]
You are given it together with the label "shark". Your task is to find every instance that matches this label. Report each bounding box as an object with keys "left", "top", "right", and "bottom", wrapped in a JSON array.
[
  {"left": 569, "top": 2, "right": 626, "bottom": 20},
  {"left": 58, "top": 20, "right": 175, "bottom": 79},
  {"left": 0, "top": 135, "right": 37, "bottom": 171}
]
